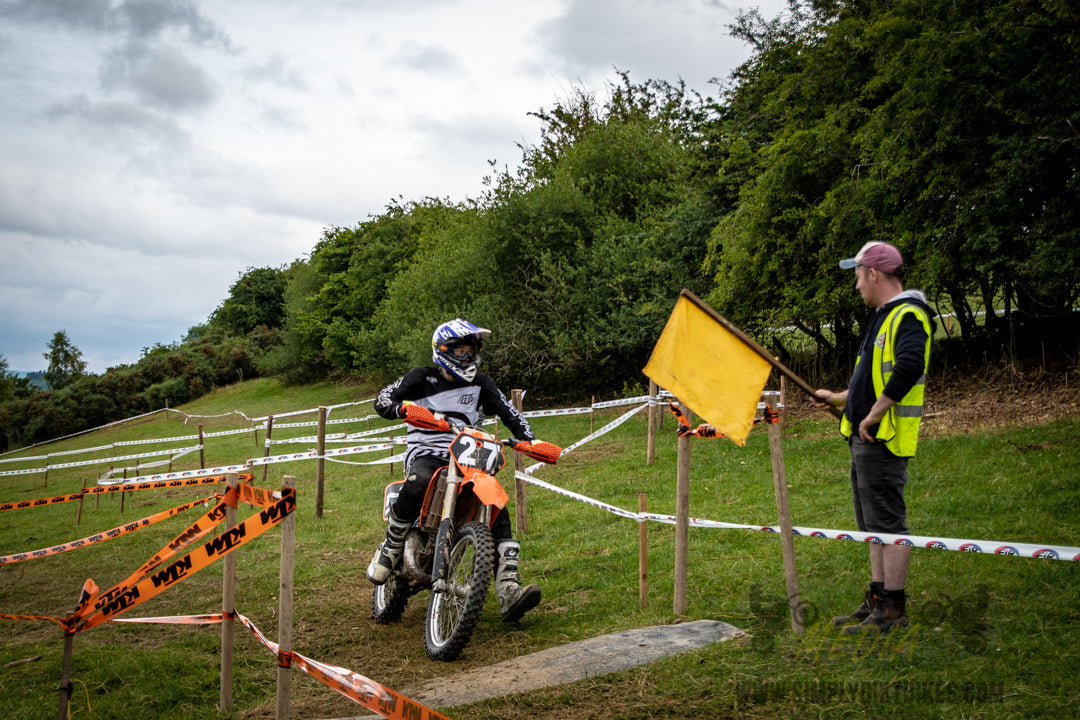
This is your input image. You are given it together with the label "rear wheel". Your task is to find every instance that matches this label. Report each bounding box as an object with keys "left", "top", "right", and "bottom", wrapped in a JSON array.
[
  {"left": 371, "top": 570, "right": 413, "bottom": 624},
  {"left": 424, "top": 521, "right": 494, "bottom": 661}
]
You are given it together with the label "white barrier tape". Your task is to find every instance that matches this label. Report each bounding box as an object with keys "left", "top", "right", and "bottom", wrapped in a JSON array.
[
  {"left": 46, "top": 445, "right": 202, "bottom": 471},
  {"left": 251, "top": 398, "right": 375, "bottom": 424},
  {"left": 46, "top": 443, "right": 115, "bottom": 457},
  {"left": 325, "top": 453, "right": 405, "bottom": 467},
  {"left": 99, "top": 446, "right": 202, "bottom": 479},
  {"left": 523, "top": 402, "right": 649, "bottom": 475},
  {"left": 0, "top": 467, "right": 46, "bottom": 477},
  {"left": 0, "top": 445, "right": 206, "bottom": 476},
  {"left": 523, "top": 407, "right": 592, "bottom": 418},
  {"left": 0, "top": 408, "right": 168, "bottom": 458},
  {"left": 516, "top": 472, "right": 643, "bottom": 521},
  {"left": 95, "top": 464, "right": 251, "bottom": 486},
  {"left": 593, "top": 395, "right": 651, "bottom": 409},
  {"left": 345, "top": 423, "right": 406, "bottom": 440},
  {"left": 267, "top": 433, "right": 349, "bottom": 446},
  {"left": 516, "top": 475, "right": 1080, "bottom": 562},
  {"left": 327, "top": 436, "right": 400, "bottom": 444},
  {"left": 203, "top": 426, "right": 259, "bottom": 439},
  {"left": 249, "top": 443, "right": 399, "bottom": 467},
  {"left": 270, "top": 415, "right": 380, "bottom": 430},
  {"left": 0, "top": 453, "right": 49, "bottom": 464},
  {"left": 115, "top": 435, "right": 201, "bottom": 446}
]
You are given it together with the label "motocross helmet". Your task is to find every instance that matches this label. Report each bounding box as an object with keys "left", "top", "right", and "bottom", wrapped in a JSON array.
[{"left": 432, "top": 318, "right": 491, "bottom": 382}]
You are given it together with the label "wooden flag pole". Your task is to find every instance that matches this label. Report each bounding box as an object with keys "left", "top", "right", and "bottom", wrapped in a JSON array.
[{"left": 678, "top": 289, "right": 842, "bottom": 419}]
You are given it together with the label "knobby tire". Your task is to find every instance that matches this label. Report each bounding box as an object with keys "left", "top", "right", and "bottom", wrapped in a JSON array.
[{"left": 424, "top": 521, "right": 494, "bottom": 661}]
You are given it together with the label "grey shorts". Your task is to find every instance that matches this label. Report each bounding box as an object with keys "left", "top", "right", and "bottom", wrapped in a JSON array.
[{"left": 849, "top": 436, "right": 909, "bottom": 534}]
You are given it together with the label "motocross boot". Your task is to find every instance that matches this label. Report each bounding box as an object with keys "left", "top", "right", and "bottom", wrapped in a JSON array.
[
  {"left": 366, "top": 508, "right": 411, "bottom": 585},
  {"left": 495, "top": 540, "right": 541, "bottom": 622}
]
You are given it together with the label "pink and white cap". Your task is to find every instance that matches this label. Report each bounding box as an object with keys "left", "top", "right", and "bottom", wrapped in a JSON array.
[{"left": 839, "top": 241, "right": 904, "bottom": 274}]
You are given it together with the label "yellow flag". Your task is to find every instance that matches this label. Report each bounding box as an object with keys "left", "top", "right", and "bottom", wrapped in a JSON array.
[{"left": 643, "top": 291, "right": 773, "bottom": 446}]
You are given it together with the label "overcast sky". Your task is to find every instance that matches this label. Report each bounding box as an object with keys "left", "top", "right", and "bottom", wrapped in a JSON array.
[{"left": 0, "top": 0, "right": 787, "bottom": 374}]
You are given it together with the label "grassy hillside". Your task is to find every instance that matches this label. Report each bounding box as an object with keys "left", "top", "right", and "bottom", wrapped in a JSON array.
[{"left": 1, "top": 375, "right": 1078, "bottom": 719}]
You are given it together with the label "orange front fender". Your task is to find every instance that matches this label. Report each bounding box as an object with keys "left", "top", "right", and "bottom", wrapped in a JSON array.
[{"left": 460, "top": 467, "right": 509, "bottom": 510}]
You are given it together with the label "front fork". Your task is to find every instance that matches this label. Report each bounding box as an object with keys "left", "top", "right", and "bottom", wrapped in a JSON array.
[
  {"left": 430, "top": 463, "right": 460, "bottom": 591},
  {"left": 429, "top": 463, "right": 495, "bottom": 592}
]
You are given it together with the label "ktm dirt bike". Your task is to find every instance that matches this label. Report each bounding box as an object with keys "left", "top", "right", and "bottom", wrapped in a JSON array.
[{"left": 371, "top": 404, "right": 561, "bottom": 661}]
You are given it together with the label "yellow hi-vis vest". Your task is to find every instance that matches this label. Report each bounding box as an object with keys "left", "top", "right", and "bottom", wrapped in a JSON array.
[{"left": 840, "top": 303, "right": 933, "bottom": 457}]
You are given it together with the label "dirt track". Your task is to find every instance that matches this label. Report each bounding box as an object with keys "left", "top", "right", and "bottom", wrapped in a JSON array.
[{"left": 331, "top": 620, "right": 745, "bottom": 720}]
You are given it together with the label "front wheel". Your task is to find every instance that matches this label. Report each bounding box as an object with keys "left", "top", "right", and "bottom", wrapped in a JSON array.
[{"left": 424, "top": 521, "right": 494, "bottom": 661}]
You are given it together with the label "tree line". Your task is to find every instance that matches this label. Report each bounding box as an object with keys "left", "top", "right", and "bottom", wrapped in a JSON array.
[{"left": 2, "top": 0, "right": 1076, "bottom": 450}]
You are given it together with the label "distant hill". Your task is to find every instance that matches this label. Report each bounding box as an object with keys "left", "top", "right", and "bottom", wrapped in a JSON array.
[{"left": 13, "top": 370, "right": 48, "bottom": 390}]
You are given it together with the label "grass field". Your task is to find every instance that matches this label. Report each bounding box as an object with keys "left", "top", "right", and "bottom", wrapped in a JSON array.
[{"left": 1, "top": 375, "right": 1078, "bottom": 719}]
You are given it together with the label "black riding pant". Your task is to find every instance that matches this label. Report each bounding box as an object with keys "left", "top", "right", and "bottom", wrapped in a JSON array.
[{"left": 393, "top": 454, "right": 512, "bottom": 543}]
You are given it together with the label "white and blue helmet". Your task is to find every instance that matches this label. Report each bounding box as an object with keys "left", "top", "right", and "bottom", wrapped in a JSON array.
[{"left": 432, "top": 318, "right": 491, "bottom": 381}]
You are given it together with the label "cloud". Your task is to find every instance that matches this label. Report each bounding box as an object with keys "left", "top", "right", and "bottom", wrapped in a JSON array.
[
  {"left": 44, "top": 93, "right": 191, "bottom": 148},
  {"left": 391, "top": 42, "right": 463, "bottom": 74},
  {"left": 536, "top": 0, "right": 760, "bottom": 98},
  {"left": 99, "top": 40, "right": 218, "bottom": 111},
  {"left": 0, "top": 0, "right": 791, "bottom": 374}
]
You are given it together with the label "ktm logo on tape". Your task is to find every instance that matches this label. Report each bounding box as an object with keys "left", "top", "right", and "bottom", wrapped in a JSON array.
[
  {"left": 151, "top": 555, "right": 194, "bottom": 589},
  {"left": 203, "top": 526, "right": 247, "bottom": 558}
]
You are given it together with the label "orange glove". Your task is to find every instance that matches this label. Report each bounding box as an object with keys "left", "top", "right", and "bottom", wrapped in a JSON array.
[{"left": 401, "top": 402, "right": 451, "bottom": 432}]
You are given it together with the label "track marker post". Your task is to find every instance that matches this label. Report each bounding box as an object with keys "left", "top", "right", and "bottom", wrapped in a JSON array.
[
  {"left": 766, "top": 409, "right": 803, "bottom": 634},
  {"left": 512, "top": 390, "right": 528, "bottom": 535},
  {"left": 316, "top": 407, "right": 326, "bottom": 519},
  {"left": 646, "top": 381, "right": 658, "bottom": 466},
  {"left": 220, "top": 472, "right": 239, "bottom": 712},
  {"left": 276, "top": 475, "right": 297, "bottom": 719},
  {"left": 262, "top": 416, "right": 274, "bottom": 484},
  {"left": 638, "top": 492, "right": 648, "bottom": 607},
  {"left": 674, "top": 402, "right": 691, "bottom": 616},
  {"left": 56, "top": 631, "right": 74, "bottom": 720}
]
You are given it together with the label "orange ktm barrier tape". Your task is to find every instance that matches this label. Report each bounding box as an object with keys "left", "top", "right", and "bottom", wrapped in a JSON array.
[
  {"left": 0, "top": 492, "right": 88, "bottom": 514},
  {"left": 0, "top": 496, "right": 216, "bottom": 567},
  {"left": 0, "top": 473, "right": 254, "bottom": 515},
  {"left": 235, "top": 482, "right": 280, "bottom": 509},
  {"left": 238, "top": 613, "right": 453, "bottom": 720},
  {"left": 86, "top": 472, "right": 253, "bottom": 495},
  {"left": 72, "top": 488, "right": 296, "bottom": 633},
  {"left": 113, "top": 613, "right": 228, "bottom": 625},
  {"left": 90, "top": 487, "right": 239, "bottom": 613},
  {"left": 0, "top": 612, "right": 70, "bottom": 630}
]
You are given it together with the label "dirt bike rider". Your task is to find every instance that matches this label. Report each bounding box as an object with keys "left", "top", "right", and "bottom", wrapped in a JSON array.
[{"left": 367, "top": 318, "right": 543, "bottom": 623}]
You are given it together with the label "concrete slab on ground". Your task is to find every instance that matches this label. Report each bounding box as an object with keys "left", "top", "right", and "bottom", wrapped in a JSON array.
[{"left": 333, "top": 619, "right": 745, "bottom": 719}]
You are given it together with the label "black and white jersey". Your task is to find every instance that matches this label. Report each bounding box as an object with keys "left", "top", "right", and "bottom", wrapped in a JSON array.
[{"left": 374, "top": 366, "right": 534, "bottom": 469}]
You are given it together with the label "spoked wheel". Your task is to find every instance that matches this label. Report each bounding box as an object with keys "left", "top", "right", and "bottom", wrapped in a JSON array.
[
  {"left": 424, "top": 521, "right": 494, "bottom": 661},
  {"left": 371, "top": 570, "right": 414, "bottom": 624}
]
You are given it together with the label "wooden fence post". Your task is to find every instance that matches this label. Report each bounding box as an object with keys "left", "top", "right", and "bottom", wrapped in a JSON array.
[
  {"left": 262, "top": 416, "right": 274, "bottom": 485},
  {"left": 674, "top": 403, "right": 691, "bottom": 616},
  {"left": 512, "top": 390, "right": 527, "bottom": 535},
  {"left": 276, "top": 475, "right": 297, "bottom": 719},
  {"left": 55, "top": 633, "right": 74, "bottom": 720},
  {"left": 220, "top": 472, "right": 238, "bottom": 712},
  {"left": 647, "top": 381, "right": 658, "bottom": 466},
  {"left": 767, "top": 420, "right": 803, "bottom": 634},
  {"left": 638, "top": 492, "right": 648, "bottom": 607},
  {"left": 316, "top": 407, "right": 326, "bottom": 519}
]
